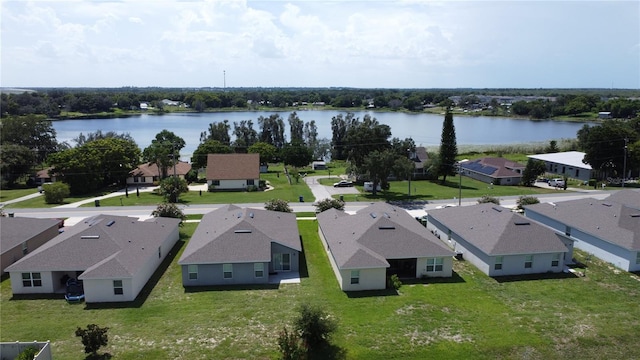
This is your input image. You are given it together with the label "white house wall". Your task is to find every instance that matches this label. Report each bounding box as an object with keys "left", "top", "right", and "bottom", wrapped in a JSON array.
[
  {"left": 10, "top": 271, "right": 55, "bottom": 295},
  {"left": 208, "top": 179, "right": 258, "bottom": 190},
  {"left": 317, "top": 227, "right": 347, "bottom": 289},
  {"left": 181, "top": 262, "right": 270, "bottom": 286},
  {"left": 339, "top": 267, "right": 386, "bottom": 291},
  {"left": 84, "top": 278, "right": 134, "bottom": 303},
  {"left": 416, "top": 256, "right": 453, "bottom": 278}
]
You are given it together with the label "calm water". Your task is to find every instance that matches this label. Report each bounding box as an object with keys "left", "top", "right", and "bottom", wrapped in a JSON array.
[{"left": 52, "top": 111, "right": 589, "bottom": 160}]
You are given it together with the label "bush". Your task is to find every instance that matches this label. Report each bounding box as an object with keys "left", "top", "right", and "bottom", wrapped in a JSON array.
[
  {"left": 43, "top": 182, "right": 70, "bottom": 204},
  {"left": 277, "top": 326, "right": 307, "bottom": 360},
  {"left": 265, "top": 199, "right": 292, "bottom": 213},
  {"left": 151, "top": 203, "right": 186, "bottom": 223},
  {"left": 477, "top": 195, "right": 500, "bottom": 205},
  {"left": 158, "top": 177, "right": 188, "bottom": 203},
  {"left": 314, "top": 198, "right": 345, "bottom": 213},
  {"left": 388, "top": 274, "right": 402, "bottom": 290},
  {"left": 516, "top": 195, "right": 540, "bottom": 211},
  {"left": 16, "top": 346, "right": 38, "bottom": 360},
  {"left": 294, "top": 304, "right": 338, "bottom": 351},
  {"left": 75, "top": 324, "right": 109, "bottom": 357}
]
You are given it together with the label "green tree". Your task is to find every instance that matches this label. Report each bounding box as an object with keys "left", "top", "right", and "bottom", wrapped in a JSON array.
[
  {"left": 0, "top": 144, "right": 36, "bottom": 188},
  {"left": 232, "top": 120, "right": 259, "bottom": 151},
  {"left": 75, "top": 324, "right": 109, "bottom": 358},
  {"left": 277, "top": 327, "right": 307, "bottom": 360},
  {"left": 142, "top": 130, "right": 185, "bottom": 179},
  {"left": 314, "top": 198, "right": 345, "bottom": 213},
  {"left": 264, "top": 199, "right": 292, "bottom": 213},
  {"left": 258, "top": 114, "right": 286, "bottom": 149},
  {"left": 521, "top": 159, "right": 547, "bottom": 186},
  {"left": 344, "top": 114, "right": 392, "bottom": 169},
  {"left": 545, "top": 140, "right": 560, "bottom": 153},
  {"left": 199, "top": 120, "right": 231, "bottom": 145},
  {"left": 288, "top": 112, "right": 305, "bottom": 144},
  {"left": 0, "top": 115, "right": 58, "bottom": 163},
  {"left": 359, "top": 149, "right": 397, "bottom": 195},
  {"left": 248, "top": 141, "right": 278, "bottom": 165},
  {"left": 151, "top": 203, "right": 186, "bottom": 223},
  {"left": 191, "top": 139, "right": 233, "bottom": 169},
  {"left": 158, "top": 177, "right": 188, "bottom": 203},
  {"left": 437, "top": 110, "right": 458, "bottom": 184},
  {"left": 294, "top": 304, "right": 338, "bottom": 352},
  {"left": 281, "top": 142, "right": 314, "bottom": 168},
  {"left": 577, "top": 121, "right": 636, "bottom": 179},
  {"left": 42, "top": 182, "right": 70, "bottom": 204}
]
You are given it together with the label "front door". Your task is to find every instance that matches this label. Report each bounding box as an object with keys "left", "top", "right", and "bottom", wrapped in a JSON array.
[{"left": 273, "top": 253, "right": 291, "bottom": 271}]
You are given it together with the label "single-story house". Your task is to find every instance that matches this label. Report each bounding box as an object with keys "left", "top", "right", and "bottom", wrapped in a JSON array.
[
  {"left": 426, "top": 203, "right": 572, "bottom": 277},
  {"left": 527, "top": 151, "right": 592, "bottom": 182},
  {"left": 33, "top": 167, "right": 58, "bottom": 185},
  {"left": 604, "top": 189, "right": 640, "bottom": 210},
  {"left": 127, "top": 161, "right": 191, "bottom": 185},
  {"left": 5, "top": 215, "right": 181, "bottom": 303},
  {"left": 1, "top": 217, "right": 61, "bottom": 273},
  {"left": 316, "top": 202, "right": 455, "bottom": 291},
  {"left": 312, "top": 160, "right": 327, "bottom": 170},
  {"left": 459, "top": 157, "right": 525, "bottom": 185},
  {"left": 206, "top": 153, "right": 260, "bottom": 191},
  {"left": 524, "top": 196, "right": 640, "bottom": 272},
  {"left": 598, "top": 111, "right": 612, "bottom": 119},
  {"left": 178, "top": 204, "right": 301, "bottom": 286}
]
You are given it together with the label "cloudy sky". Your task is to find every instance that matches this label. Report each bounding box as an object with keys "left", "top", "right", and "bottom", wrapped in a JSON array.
[{"left": 1, "top": 0, "right": 638, "bottom": 89}]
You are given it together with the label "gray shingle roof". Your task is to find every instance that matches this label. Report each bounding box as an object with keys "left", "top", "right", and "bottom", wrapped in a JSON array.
[
  {"left": 178, "top": 205, "right": 301, "bottom": 265},
  {"left": 317, "top": 203, "right": 455, "bottom": 270},
  {"left": 4, "top": 215, "right": 181, "bottom": 279},
  {"left": 428, "top": 203, "right": 568, "bottom": 256},
  {"left": 0, "top": 217, "right": 60, "bottom": 254},
  {"left": 525, "top": 198, "right": 640, "bottom": 251},
  {"left": 605, "top": 189, "right": 640, "bottom": 210},
  {"left": 206, "top": 154, "right": 260, "bottom": 180}
]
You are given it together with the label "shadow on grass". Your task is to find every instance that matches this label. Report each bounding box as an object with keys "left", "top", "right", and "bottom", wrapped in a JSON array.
[
  {"left": 308, "top": 343, "right": 347, "bottom": 360},
  {"left": 493, "top": 271, "right": 579, "bottom": 283},
  {"left": 345, "top": 288, "right": 399, "bottom": 298},
  {"left": 84, "top": 238, "right": 186, "bottom": 310},
  {"left": 83, "top": 353, "right": 112, "bottom": 360},
  {"left": 402, "top": 270, "right": 466, "bottom": 285},
  {"left": 299, "top": 235, "right": 310, "bottom": 278},
  {"left": 184, "top": 283, "right": 280, "bottom": 292}
]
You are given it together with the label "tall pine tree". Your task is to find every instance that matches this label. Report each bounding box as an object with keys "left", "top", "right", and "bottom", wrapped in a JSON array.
[{"left": 438, "top": 109, "right": 458, "bottom": 184}]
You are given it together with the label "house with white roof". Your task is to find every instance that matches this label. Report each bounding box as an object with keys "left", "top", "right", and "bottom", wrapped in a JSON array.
[
  {"left": 427, "top": 203, "right": 572, "bottom": 277},
  {"left": 524, "top": 191, "right": 640, "bottom": 272},
  {"left": 5, "top": 215, "right": 181, "bottom": 303},
  {"left": 317, "top": 202, "right": 455, "bottom": 291},
  {"left": 527, "top": 151, "right": 592, "bottom": 182}
]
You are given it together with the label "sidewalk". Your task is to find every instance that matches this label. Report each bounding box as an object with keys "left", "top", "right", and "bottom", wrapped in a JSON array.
[{"left": 1, "top": 191, "right": 43, "bottom": 206}]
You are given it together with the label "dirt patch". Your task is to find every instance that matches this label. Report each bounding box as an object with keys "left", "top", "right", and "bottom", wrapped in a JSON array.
[{"left": 404, "top": 326, "right": 472, "bottom": 346}]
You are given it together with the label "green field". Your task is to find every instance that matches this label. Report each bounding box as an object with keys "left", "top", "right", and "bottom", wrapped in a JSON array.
[{"left": 2, "top": 221, "right": 639, "bottom": 359}]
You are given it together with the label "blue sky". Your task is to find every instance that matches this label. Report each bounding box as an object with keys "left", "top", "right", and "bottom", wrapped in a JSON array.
[{"left": 2, "top": 0, "right": 639, "bottom": 89}]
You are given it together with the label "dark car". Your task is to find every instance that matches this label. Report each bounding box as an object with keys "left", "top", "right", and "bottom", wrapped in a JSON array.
[{"left": 333, "top": 180, "right": 353, "bottom": 187}]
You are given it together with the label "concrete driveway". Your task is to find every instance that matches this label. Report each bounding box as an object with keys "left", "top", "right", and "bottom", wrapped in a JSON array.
[{"left": 304, "top": 175, "right": 359, "bottom": 202}]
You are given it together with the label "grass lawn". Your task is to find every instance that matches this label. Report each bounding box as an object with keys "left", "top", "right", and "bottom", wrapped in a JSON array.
[
  {"left": 2, "top": 221, "right": 639, "bottom": 359},
  {"left": 0, "top": 188, "right": 39, "bottom": 203}
]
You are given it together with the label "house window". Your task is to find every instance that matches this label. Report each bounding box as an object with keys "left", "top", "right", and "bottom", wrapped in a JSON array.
[
  {"left": 494, "top": 256, "right": 503, "bottom": 270},
  {"left": 524, "top": 255, "right": 533, "bottom": 268},
  {"left": 636, "top": 252, "right": 640, "bottom": 265},
  {"left": 188, "top": 265, "right": 198, "bottom": 280},
  {"left": 247, "top": 179, "right": 255, "bottom": 186},
  {"left": 254, "top": 263, "right": 264, "bottom": 278},
  {"left": 576, "top": 169, "right": 580, "bottom": 177},
  {"left": 426, "top": 258, "right": 444, "bottom": 272},
  {"left": 134, "top": 177, "right": 139, "bottom": 183},
  {"left": 350, "top": 270, "right": 360, "bottom": 284},
  {"left": 223, "top": 264, "right": 233, "bottom": 279},
  {"left": 552, "top": 253, "right": 560, "bottom": 267},
  {"left": 447, "top": 229, "right": 452, "bottom": 241},
  {"left": 212, "top": 180, "right": 220, "bottom": 186},
  {"left": 565, "top": 226, "right": 571, "bottom": 236},
  {"left": 113, "top": 280, "right": 123, "bottom": 295},
  {"left": 273, "top": 253, "right": 291, "bottom": 271},
  {"left": 22, "top": 241, "right": 28, "bottom": 255},
  {"left": 158, "top": 246, "right": 162, "bottom": 259},
  {"left": 21, "top": 272, "right": 42, "bottom": 287}
]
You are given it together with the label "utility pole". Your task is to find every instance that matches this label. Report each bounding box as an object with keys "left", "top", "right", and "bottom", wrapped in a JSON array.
[
  {"left": 623, "top": 138, "right": 628, "bottom": 188},
  {"left": 172, "top": 142, "right": 178, "bottom": 202},
  {"left": 458, "top": 164, "right": 462, "bottom": 206}
]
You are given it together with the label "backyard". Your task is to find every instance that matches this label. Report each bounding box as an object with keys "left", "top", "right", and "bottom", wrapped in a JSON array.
[{"left": 2, "top": 221, "right": 639, "bottom": 359}]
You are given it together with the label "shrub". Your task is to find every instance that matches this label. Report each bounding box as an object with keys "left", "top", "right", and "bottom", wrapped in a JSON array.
[
  {"left": 75, "top": 324, "right": 109, "bottom": 357},
  {"left": 516, "top": 195, "right": 540, "bottom": 211},
  {"left": 151, "top": 203, "right": 186, "bottom": 223},
  {"left": 158, "top": 177, "right": 188, "bottom": 203},
  {"left": 293, "top": 304, "right": 338, "bottom": 351},
  {"left": 265, "top": 199, "right": 292, "bottom": 213},
  {"left": 388, "top": 274, "right": 402, "bottom": 290},
  {"left": 277, "top": 326, "right": 307, "bottom": 360},
  {"left": 16, "top": 347, "right": 38, "bottom": 360},
  {"left": 477, "top": 195, "right": 500, "bottom": 205},
  {"left": 314, "top": 198, "right": 345, "bottom": 213},
  {"left": 43, "top": 182, "right": 70, "bottom": 204}
]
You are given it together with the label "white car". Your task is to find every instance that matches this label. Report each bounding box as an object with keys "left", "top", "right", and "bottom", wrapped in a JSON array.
[
  {"left": 548, "top": 178, "right": 565, "bottom": 187},
  {"left": 435, "top": 204, "right": 457, "bottom": 209}
]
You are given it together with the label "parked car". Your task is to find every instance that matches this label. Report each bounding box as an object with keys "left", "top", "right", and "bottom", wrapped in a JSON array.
[
  {"left": 333, "top": 180, "right": 354, "bottom": 187},
  {"left": 548, "top": 178, "right": 565, "bottom": 187}
]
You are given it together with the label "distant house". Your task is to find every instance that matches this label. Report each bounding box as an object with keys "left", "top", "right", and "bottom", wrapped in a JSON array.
[
  {"left": 1, "top": 217, "right": 61, "bottom": 273},
  {"left": 127, "top": 161, "right": 191, "bottom": 186},
  {"left": 206, "top": 153, "right": 260, "bottom": 191},
  {"left": 312, "top": 160, "right": 327, "bottom": 170},
  {"left": 178, "top": 205, "right": 301, "bottom": 286},
  {"left": 598, "top": 111, "right": 612, "bottom": 119},
  {"left": 410, "top": 147, "right": 430, "bottom": 179},
  {"left": 459, "top": 157, "right": 525, "bottom": 185},
  {"left": 426, "top": 203, "right": 572, "bottom": 277},
  {"left": 317, "top": 202, "right": 455, "bottom": 291},
  {"left": 161, "top": 99, "right": 181, "bottom": 106},
  {"left": 34, "top": 167, "right": 57, "bottom": 185},
  {"left": 5, "top": 215, "right": 181, "bottom": 303},
  {"left": 527, "top": 151, "right": 592, "bottom": 182},
  {"left": 139, "top": 102, "right": 149, "bottom": 110},
  {"left": 524, "top": 195, "right": 640, "bottom": 272}
]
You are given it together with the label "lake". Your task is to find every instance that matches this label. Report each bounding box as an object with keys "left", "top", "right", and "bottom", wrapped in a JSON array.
[{"left": 51, "top": 110, "right": 589, "bottom": 160}]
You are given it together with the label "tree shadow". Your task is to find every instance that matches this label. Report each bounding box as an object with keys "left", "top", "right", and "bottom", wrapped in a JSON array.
[
  {"left": 345, "top": 288, "right": 399, "bottom": 298},
  {"left": 83, "top": 353, "right": 112, "bottom": 360},
  {"left": 308, "top": 343, "right": 347, "bottom": 360},
  {"left": 493, "top": 271, "right": 579, "bottom": 283},
  {"left": 84, "top": 238, "right": 186, "bottom": 310}
]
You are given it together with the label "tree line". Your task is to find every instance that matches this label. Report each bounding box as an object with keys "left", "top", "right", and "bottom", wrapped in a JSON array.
[{"left": 3, "top": 88, "right": 639, "bottom": 119}]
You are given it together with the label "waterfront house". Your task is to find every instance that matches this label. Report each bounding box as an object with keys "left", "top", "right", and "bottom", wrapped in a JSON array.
[
  {"left": 127, "top": 161, "right": 191, "bottom": 186},
  {"left": 459, "top": 157, "right": 525, "bottom": 185},
  {"left": 206, "top": 153, "right": 260, "bottom": 191},
  {"left": 527, "top": 151, "right": 592, "bottom": 182}
]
